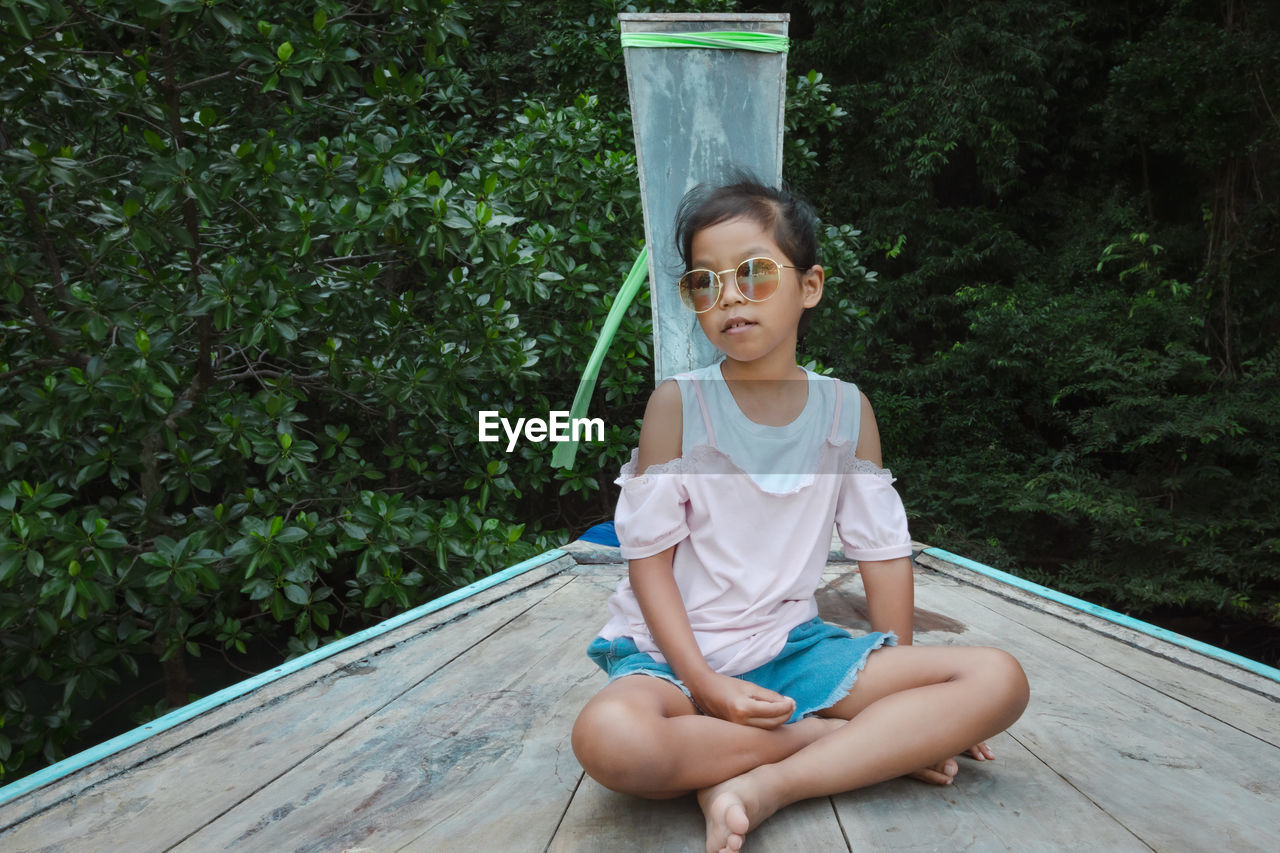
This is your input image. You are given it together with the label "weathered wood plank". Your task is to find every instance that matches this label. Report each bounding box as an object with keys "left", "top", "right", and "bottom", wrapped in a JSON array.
[
  {"left": 548, "top": 782, "right": 705, "bottom": 853},
  {"left": 745, "top": 796, "right": 850, "bottom": 851},
  {"left": 550, "top": 779, "right": 850, "bottom": 852},
  {"left": 8, "top": 551, "right": 1275, "bottom": 853},
  {"left": 916, "top": 551, "right": 1280, "bottom": 742},
  {"left": 0, "top": 557, "right": 577, "bottom": 851},
  {"left": 833, "top": 731, "right": 1151, "bottom": 852},
  {"left": 165, "top": 570, "right": 610, "bottom": 853},
  {"left": 816, "top": 570, "right": 1153, "bottom": 851},
  {"left": 834, "top": 568, "right": 1280, "bottom": 851}
]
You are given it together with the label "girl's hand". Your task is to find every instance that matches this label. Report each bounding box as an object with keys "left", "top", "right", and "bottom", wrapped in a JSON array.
[{"left": 689, "top": 672, "right": 795, "bottom": 729}]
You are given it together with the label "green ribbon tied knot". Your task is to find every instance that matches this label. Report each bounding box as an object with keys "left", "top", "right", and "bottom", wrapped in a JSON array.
[{"left": 619, "top": 30, "right": 789, "bottom": 53}]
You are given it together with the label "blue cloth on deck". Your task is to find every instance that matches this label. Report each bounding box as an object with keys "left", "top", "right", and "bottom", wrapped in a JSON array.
[{"left": 579, "top": 521, "right": 620, "bottom": 547}]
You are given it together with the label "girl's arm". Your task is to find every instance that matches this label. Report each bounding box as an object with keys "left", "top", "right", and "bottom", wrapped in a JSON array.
[
  {"left": 630, "top": 547, "right": 795, "bottom": 727},
  {"left": 626, "top": 381, "right": 713, "bottom": 685},
  {"left": 627, "top": 382, "right": 795, "bottom": 728},
  {"left": 853, "top": 391, "right": 995, "bottom": 758},
  {"left": 859, "top": 557, "right": 914, "bottom": 644},
  {"left": 855, "top": 392, "right": 915, "bottom": 644}
]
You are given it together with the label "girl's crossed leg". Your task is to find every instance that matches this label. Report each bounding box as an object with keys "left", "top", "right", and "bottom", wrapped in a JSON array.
[
  {"left": 701, "top": 644, "right": 1029, "bottom": 853},
  {"left": 571, "top": 674, "right": 844, "bottom": 800},
  {"left": 571, "top": 643, "right": 1029, "bottom": 853}
]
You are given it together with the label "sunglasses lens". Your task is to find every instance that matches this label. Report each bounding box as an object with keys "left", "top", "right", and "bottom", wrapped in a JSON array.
[
  {"left": 737, "top": 258, "right": 781, "bottom": 301},
  {"left": 679, "top": 270, "right": 718, "bottom": 312}
]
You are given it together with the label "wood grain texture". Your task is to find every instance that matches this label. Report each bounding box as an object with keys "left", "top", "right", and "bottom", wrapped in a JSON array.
[
  {"left": 846, "top": 568, "right": 1280, "bottom": 852},
  {"left": 166, "top": 571, "right": 608, "bottom": 853},
  {"left": 5, "top": 551, "right": 1277, "bottom": 853},
  {"left": 550, "top": 780, "right": 851, "bottom": 853},
  {"left": 819, "top": 571, "right": 1153, "bottom": 851},
  {"left": 916, "top": 551, "right": 1280, "bottom": 706},
  {"left": 915, "top": 552, "right": 1280, "bottom": 749},
  {"left": 0, "top": 558, "right": 577, "bottom": 851},
  {"left": 548, "top": 781, "right": 706, "bottom": 853},
  {"left": 832, "top": 732, "right": 1152, "bottom": 852}
]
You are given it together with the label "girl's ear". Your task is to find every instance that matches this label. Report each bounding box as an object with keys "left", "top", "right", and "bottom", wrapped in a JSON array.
[{"left": 800, "top": 264, "right": 824, "bottom": 309}]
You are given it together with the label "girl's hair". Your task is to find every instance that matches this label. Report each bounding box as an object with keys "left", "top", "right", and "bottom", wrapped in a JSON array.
[{"left": 674, "top": 175, "right": 820, "bottom": 337}]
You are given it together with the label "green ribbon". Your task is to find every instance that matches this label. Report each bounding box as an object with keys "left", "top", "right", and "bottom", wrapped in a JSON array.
[
  {"left": 619, "top": 30, "right": 789, "bottom": 53},
  {"left": 551, "top": 247, "right": 649, "bottom": 470}
]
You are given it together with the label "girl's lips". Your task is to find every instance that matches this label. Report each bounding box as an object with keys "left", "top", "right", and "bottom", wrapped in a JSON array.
[{"left": 722, "top": 318, "right": 757, "bottom": 334}]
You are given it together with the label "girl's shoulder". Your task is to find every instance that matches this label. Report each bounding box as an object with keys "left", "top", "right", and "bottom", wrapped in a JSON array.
[
  {"left": 633, "top": 379, "right": 683, "bottom": 474},
  {"left": 648, "top": 375, "right": 684, "bottom": 409},
  {"left": 797, "top": 368, "right": 866, "bottom": 445}
]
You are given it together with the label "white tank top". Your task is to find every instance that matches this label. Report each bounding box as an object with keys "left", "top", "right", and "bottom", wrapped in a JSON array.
[{"left": 675, "top": 361, "right": 862, "bottom": 493}]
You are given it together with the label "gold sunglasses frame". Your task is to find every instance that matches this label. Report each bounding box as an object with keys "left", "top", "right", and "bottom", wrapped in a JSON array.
[{"left": 678, "top": 256, "right": 806, "bottom": 314}]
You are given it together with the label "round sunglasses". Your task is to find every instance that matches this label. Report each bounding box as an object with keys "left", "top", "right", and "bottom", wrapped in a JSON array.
[{"left": 678, "top": 256, "right": 805, "bottom": 314}]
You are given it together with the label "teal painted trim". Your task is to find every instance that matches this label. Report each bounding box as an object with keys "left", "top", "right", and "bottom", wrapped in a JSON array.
[
  {"left": 923, "top": 547, "right": 1280, "bottom": 684},
  {"left": 0, "top": 548, "right": 568, "bottom": 808}
]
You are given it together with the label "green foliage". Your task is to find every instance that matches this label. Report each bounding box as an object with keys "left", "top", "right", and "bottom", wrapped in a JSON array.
[
  {"left": 780, "top": 0, "right": 1280, "bottom": 639},
  {"left": 0, "top": 0, "right": 662, "bottom": 780},
  {"left": 471, "top": 0, "right": 736, "bottom": 110},
  {"left": 3, "top": 0, "right": 1279, "bottom": 785}
]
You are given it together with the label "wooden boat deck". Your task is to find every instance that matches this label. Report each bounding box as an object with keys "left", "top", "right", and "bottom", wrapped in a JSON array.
[{"left": 2, "top": 540, "right": 1278, "bottom": 852}]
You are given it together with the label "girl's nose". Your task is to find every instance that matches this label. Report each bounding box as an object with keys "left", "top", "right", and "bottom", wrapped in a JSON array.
[{"left": 718, "top": 272, "right": 747, "bottom": 307}]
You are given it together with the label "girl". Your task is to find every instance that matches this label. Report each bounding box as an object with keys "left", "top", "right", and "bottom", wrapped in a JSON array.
[{"left": 571, "top": 178, "right": 1030, "bottom": 853}]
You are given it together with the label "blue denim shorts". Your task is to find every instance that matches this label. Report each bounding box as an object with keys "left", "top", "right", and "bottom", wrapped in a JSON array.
[{"left": 587, "top": 617, "right": 897, "bottom": 724}]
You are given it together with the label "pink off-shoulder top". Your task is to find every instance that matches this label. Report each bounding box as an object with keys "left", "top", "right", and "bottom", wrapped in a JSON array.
[{"left": 597, "top": 364, "right": 913, "bottom": 676}]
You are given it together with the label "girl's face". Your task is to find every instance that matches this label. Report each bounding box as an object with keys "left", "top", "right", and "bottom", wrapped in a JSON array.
[{"left": 688, "top": 216, "right": 823, "bottom": 368}]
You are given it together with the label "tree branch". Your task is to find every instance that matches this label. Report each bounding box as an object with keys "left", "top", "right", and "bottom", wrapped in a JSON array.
[
  {"left": 0, "top": 122, "right": 73, "bottom": 307},
  {"left": 159, "top": 18, "right": 215, "bottom": 395},
  {"left": 0, "top": 124, "right": 91, "bottom": 368},
  {"left": 180, "top": 66, "right": 247, "bottom": 92},
  {"left": 15, "top": 186, "right": 71, "bottom": 304},
  {"left": 18, "top": 283, "right": 89, "bottom": 368},
  {"left": 0, "top": 358, "right": 76, "bottom": 383}
]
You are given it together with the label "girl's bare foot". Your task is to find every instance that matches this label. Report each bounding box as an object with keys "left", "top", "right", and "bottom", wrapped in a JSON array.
[
  {"left": 910, "top": 741, "right": 992, "bottom": 784},
  {"left": 909, "top": 756, "right": 959, "bottom": 785},
  {"left": 692, "top": 715, "right": 839, "bottom": 851},
  {"left": 697, "top": 770, "right": 779, "bottom": 853}
]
